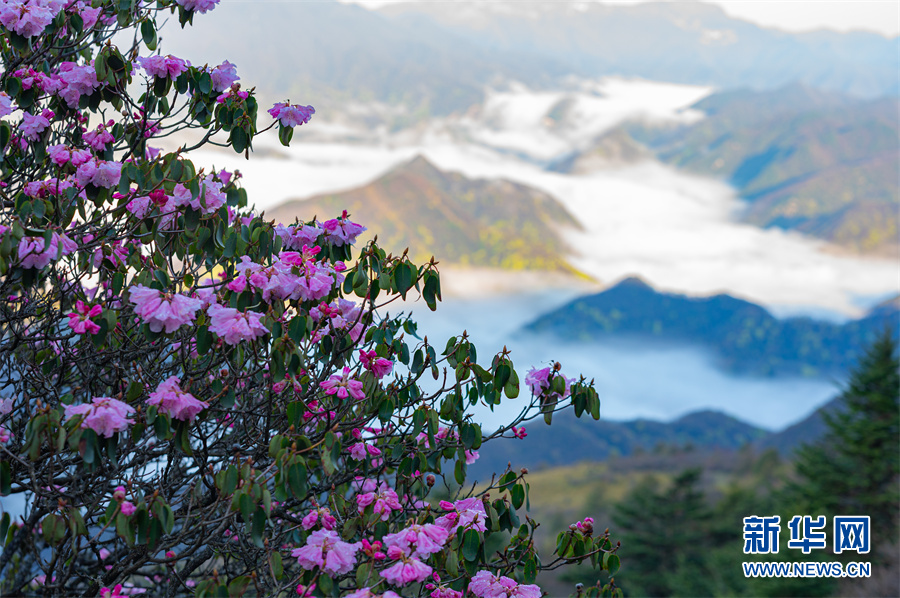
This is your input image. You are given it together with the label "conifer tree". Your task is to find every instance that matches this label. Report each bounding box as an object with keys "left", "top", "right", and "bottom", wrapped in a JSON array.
[{"left": 791, "top": 330, "right": 900, "bottom": 549}]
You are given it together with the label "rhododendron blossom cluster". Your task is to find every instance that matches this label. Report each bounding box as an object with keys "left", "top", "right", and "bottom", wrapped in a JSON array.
[{"left": 0, "top": 2, "right": 614, "bottom": 597}]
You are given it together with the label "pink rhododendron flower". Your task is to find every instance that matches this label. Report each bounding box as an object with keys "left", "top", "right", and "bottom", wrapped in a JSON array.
[
  {"left": 0, "top": 0, "right": 63, "bottom": 37},
  {"left": 99, "top": 584, "right": 125, "bottom": 598},
  {"left": 380, "top": 554, "right": 433, "bottom": 586},
  {"left": 320, "top": 367, "right": 365, "bottom": 401},
  {"left": 67, "top": 300, "right": 102, "bottom": 335},
  {"left": 91, "top": 240, "right": 130, "bottom": 270},
  {"left": 17, "top": 232, "right": 77, "bottom": 269},
  {"left": 348, "top": 441, "right": 382, "bottom": 461},
  {"left": 268, "top": 102, "right": 314, "bottom": 127},
  {"left": 0, "top": 427, "right": 12, "bottom": 444},
  {"left": 75, "top": 159, "right": 123, "bottom": 189},
  {"left": 176, "top": 0, "right": 219, "bottom": 13},
  {"left": 429, "top": 587, "right": 463, "bottom": 598},
  {"left": 77, "top": 2, "right": 102, "bottom": 30},
  {"left": 512, "top": 426, "right": 527, "bottom": 439},
  {"left": 207, "top": 304, "right": 268, "bottom": 345},
  {"left": 360, "top": 350, "right": 393, "bottom": 378},
  {"left": 55, "top": 61, "right": 101, "bottom": 107},
  {"left": 322, "top": 211, "right": 366, "bottom": 246},
  {"left": 64, "top": 397, "right": 135, "bottom": 438},
  {"left": 20, "top": 110, "right": 52, "bottom": 141},
  {"left": 469, "top": 570, "right": 541, "bottom": 598},
  {"left": 310, "top": 298, "right": 365, "bottom": 342},
  {"left": 295, "top": 584, "right": 316, "bottom": 598},
  {"left": 435, "top": 497, "right": 487, "bottom": 532},
  {"left": 23, "top": 177, "right": 75, "bottom": 199},
  {"left": 47, "top": 144, "right": 92, "bottom": 167},
  {"left": 129, "top": 285, "right": 203, "bottom": 333},
  {"left": 136, "top": 55, "right": 190, "bottom": 79},
  {"left": 274, "top": 223, "right": 321, "bottom": 250},
  {"left": 0, "top": 91, "right": 14, "bottom": 117},
  {"left": 525, "top": 365, "right": 573, "bottom": 400},
  {"left": 146, "top": 377, "right": 209, "bottom": 422},
  {"left": 171, "top": 176, "right": 226, "bottom": 213},
  {"left": 573, "top": 516, "right": 594, "bottom": 534},
  {"left": 346, "top": 590, "right": 402, "bottom": 598},
  {"left": 82, "top": 120, "right": 115, "bottom": 151},
  {"left": 383, "top": 523, "right": 449, "bottom": 558},
  {"left": 361, "top": 538, "right": 386, "bottom": 560},
  {"left": 465, "top": 449, "right": 480, "bottom": 465},
  {"left": 301, "top": 507, "right": 337, "bottom": 531},
  {"left": 291, "top": 529, "right": 360, "bottom": 576},
  {"left": 356, "top": 481, "right": 402, "bottom": 521},
  {"left": 209, "top": 60, "right": 239, "bottom": 92},
  {"left": 0, "top": 398, "right": 13, "bottom": 415},
  {"left": 119, "top": 501, "right": 136, "bottom": 516},
  {"left": 127, "top": 189, "right": 171, "bottom": 220}
]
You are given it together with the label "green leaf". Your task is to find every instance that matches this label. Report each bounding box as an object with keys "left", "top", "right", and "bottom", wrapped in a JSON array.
[
  {"left": 227, "top": 575, "right": 251, "bottom": 598},
  {"left": 395, "top": 262, "right": 414, "bottom": 297},
  {"left": 278, "top": 124, "right": 293, "bottom": 147},
  {"left": 251, "top": 508, "right": 265, "bottom": 548},
  {"left": 454, "top": 459, "right": 466, "bottom": 486},
  {"left": 222, "top": 465, "right": 238, "bottom": 496},
  {"left": 239, "top": 493, "right": 254, "bottom": 524},
  {"left": 268, "top": 551, "right": 283, "bottom": 580},
  {"left": 0, "top": 462, "right": 10, "bottom": 495},
  {"left": 524, "top": 557, "right": 538, "bottom": 583},
  {"left": 116, "top": 512, "right": 135, "bottom": 546},
  {"left": 494, "top": 363, "right": 511, "bottom": 389},
  {"left": 461, "top": 529, "right": 480, "bottom": 562},
  {"left": 504, "top": 368, "right": 520, "bottom": 399},
  {"left": 287, "top": 463, "right": 307, "bottom": 499},
  {"left": 197, "top": 326, "right": 212, "bottom": 355},
  {"left": 231, "top": 127, "right": 247, "bottom": 153},
  {"left": 604, "top": 553, "right": 620, "bottom": 575},
  {"left": 355, "top": 561, "right": 373, "bottom": 588},
  {"left": 511, "top": 484, "right": 525, "bottom": 510},
  {"left": 141, "top": 19, "right": 158, "bottom": 51},
  {"left": 198, "top": 72, "right": 212, "bottom": 95},
  {"left": 0, "top": 512, "right": 9, "bottom": 542},
  {"left": 42, "top": 513, "right": 66, "bottom": 545}
]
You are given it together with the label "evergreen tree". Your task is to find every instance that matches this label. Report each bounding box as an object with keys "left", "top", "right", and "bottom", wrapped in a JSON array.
[
  {"left": 791, "top": 330, "right": 900, "bottom": 548},
  {"left": 612, "top": 468, "right": 711, "bottom": 596}
]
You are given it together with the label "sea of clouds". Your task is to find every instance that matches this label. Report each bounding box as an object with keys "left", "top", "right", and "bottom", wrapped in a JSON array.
[{"left": 180, "top": 78, "right": 897, "bottom": 430}]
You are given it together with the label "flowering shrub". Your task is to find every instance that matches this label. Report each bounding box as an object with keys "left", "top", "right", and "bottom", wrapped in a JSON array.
[{"left": 0, "top": 1, "right": 618, "bottom": 596}]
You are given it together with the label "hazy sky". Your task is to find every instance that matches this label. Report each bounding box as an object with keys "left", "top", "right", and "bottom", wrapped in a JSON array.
[{"left": 335, "top": 0, "right": 900, "bottom": 37}]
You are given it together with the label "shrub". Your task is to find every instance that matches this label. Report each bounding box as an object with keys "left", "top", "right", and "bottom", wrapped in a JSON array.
[{"left": 0, "top": 2, "right": 617, "bottom": 596}]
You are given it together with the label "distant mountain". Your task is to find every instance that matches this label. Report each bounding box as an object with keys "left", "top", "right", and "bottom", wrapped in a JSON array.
[
  {"left": 471, "top": 409, "right": 768, "bottom": 479},
  {"left": 755, "top": 397, "right": 841, "bottom": 455},
  {"left": 472, "top": 397, "right": 852, "bottom": 480},
  {"left": 524, "top": 276, "right": 899, "bottom": 377},
  {"left": 162, "top": 0, "right": 562, "bottom": 118},
  {"left": 267, "top": 156, "right": 584, "bottom": 272},
  {"left": 550, "top": 128, "right": 652, "bottom": 173},
  {"left": 380, "top": 1, "right": 899, "bottom": 99},
  {"left": 630, "top": 85, "right": 900, "bottom": 255},
  {"left": 161, "top": 1, "right": 898, "bottom": 123}
]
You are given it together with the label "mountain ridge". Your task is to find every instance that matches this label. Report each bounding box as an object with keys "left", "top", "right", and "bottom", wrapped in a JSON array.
[
  {"left": 524, "top": 276, "right": 899, "bottom": 377},
  {"left": 470, "top": 398, "right": 841, "bottom": 480},
  {"left": 268, "top": 156, "right": 585, "bottom": 273}
]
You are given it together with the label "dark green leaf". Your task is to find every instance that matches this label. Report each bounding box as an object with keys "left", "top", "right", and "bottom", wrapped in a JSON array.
[{"left": 461, "top": 529, "right": 480, "bottom": 562}]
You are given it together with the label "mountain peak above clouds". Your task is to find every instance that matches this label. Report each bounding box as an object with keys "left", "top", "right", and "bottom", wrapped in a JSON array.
[{"left": 267, "top": 157, "right": 585, "bottom": 273}]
